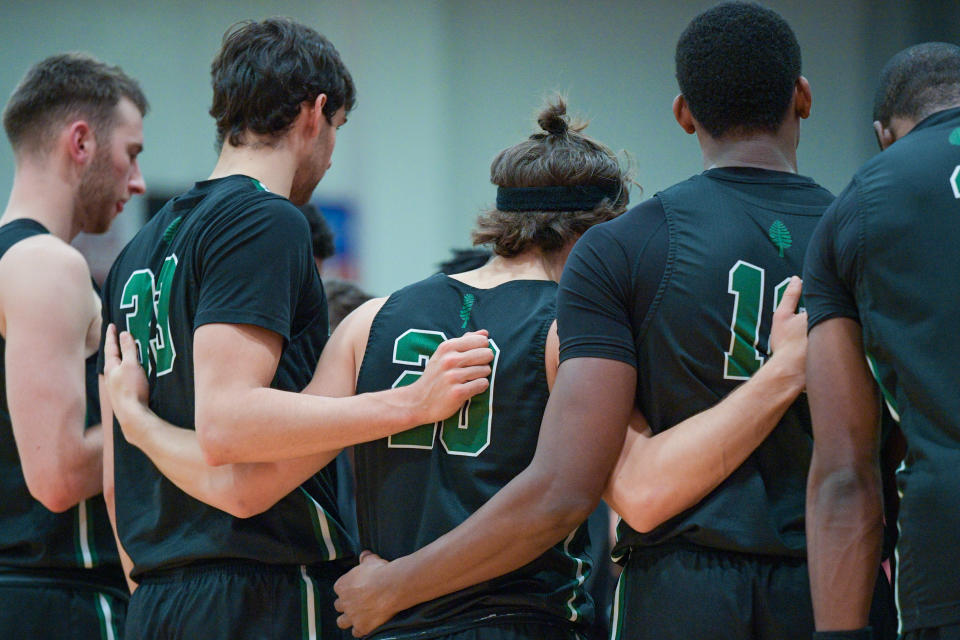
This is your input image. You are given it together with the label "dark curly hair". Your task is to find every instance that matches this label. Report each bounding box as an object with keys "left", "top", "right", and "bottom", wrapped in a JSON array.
[
  {"left": 472, "top": 97, "right": 631, "bottom": 258},
  {"left": 210, "top": 17, "right": 356, "bottom": 148},
  {"left": 3, "top": 53, "right": 148, "bottom": 153},
  {"left": 873, "top": 42, "right": 960, "bottom": 127},
  {"left": 675, "top": 2, "right": 801, "bottom": 139}
]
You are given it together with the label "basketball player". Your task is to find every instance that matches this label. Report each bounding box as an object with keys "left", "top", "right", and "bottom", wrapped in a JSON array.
[
  {"left": 98, "top": 18, "right": 491, "bottom": 640},
  {"left": 806, "top": 42, "right": 960, "bottom": 640},
  {"left": 107, "top": 86, "right": 806, "bottom": 638},
  {"left": 331, "top": 4, "right": 892, "bottom": 639},
  {"left": 0, "top": 53, "right": 147, "bottom": 638}
]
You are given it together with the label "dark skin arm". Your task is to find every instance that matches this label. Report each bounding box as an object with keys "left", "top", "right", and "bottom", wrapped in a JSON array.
[
  {"left": 806, "top": 317, "right": 884, "bottom": 631},
  {"left": 333, "top": 357, "right": 635, "bottom": 636}
]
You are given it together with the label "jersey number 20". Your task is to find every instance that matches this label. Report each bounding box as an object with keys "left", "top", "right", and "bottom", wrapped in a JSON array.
[
  {"left": 119, "top": 255, "right": 178, "bottom": 376},
  {"left": 387, "top": 329, "right": 500, "bottom": 457}
]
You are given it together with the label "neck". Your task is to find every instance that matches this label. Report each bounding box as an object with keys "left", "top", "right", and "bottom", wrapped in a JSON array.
[
  {"left": 1, "top": 154, "right": 80, "bottom": 242},
  {"left": 209, "top": 139, "right": 299, "bottom": 198},
  {"left": 698, "top": 126, "right": 799, "bottom": 173},
  {"left": 449, "top": 247, "right": 570, "bottom": 288}
]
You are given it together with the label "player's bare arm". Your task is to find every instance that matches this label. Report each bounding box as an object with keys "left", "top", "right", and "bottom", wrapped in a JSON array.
[
  {"left": 106, "top": 297, "right": 489, "bottom": 515},
  {"left": 334, "top": 357, "right": 635, "bottom": 636},
  {"left": 104, "top": 298, "right": 380, "bottom": 516},
  {"left": 105, "top": 324, "right": 338, "bottom": 518},
  {"left": 98, "top": 372, "right": 137, "bottom": 593},
  {"left": 192, "top": 312, "right": 492, "bottom": 465},
  {"left": 806, "top": 317, "right": 883, "bottom": 631},
  {"left": 1, "top": 237, "right": 104, "bottom": 511},
  {"left": 605, "top": 276, "right": 808, "bottom": 532}
]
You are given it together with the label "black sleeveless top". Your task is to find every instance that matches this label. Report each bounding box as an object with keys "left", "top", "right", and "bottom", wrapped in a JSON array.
[
  {"left": 0, "top": 218, "right": 123, "bottom": 586},
  {"left": 355, "top": 273, "right": 593, "bottom": 638}
]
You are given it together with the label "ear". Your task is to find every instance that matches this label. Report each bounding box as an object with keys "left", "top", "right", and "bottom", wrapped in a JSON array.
[
  {"left": 66, "top": 121, "right": 95, "bottom": 165},
  {"left": 873, "top": 120, "right": 895, "bottom": 151},
  {"left": 794, "top": 76, "right": 812, "bottom": 120},
  {"left": 673, "top": 95, "right": 696, "bottom": 134},
  {"left": 303, "top": 93, "right": 329, "bottom": 137}
]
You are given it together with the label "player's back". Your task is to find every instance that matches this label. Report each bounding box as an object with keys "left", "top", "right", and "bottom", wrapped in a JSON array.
[
  {"left": 617, "top": 167, "right": 833, "bottom": 558},
  {"left": 354, "top": 273, "right": 592, "bottom": 638},
  {"left": 851, "top": 106, "right": 960, "bottom": 630},
  {"left": 101, "top": 175, "right": 352, "bottom": 578}
]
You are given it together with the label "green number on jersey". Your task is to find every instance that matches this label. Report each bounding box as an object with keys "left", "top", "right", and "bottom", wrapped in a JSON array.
[
  {"left": 387, "top": 329, "right": 500, "bottom": 457},
  {"left": 724, "top": 260, "right": 765, "bottom": 379},
  {"left": 119, "top": 255, "right": 178, "bottom": 376},
  {"left": 724, "top": 261, "right": 799, "bottom": 380}
]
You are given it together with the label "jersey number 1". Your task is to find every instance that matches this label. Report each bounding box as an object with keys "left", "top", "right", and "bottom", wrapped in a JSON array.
[
  {"left": 724, "top": 260, "right": 790, "bottom": 380},
  {"left": 119, "top": 255, "right": 178, "bottom": 376},
  {"left": 387, "top": 329, "right": 500, "bottom": 457}
]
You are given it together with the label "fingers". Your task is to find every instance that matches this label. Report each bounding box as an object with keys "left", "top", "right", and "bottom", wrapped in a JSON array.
[
  {"left": 104, "top": 323, "right": 120, "bottom": 368},
  {"left": 118, "top": 330, "right": 139, "bottom": 365},
  {"left": 437, "top": 332, "right": 490, "bottom": 355},
  {"left": 774, "top": 276, "right": 803, "bottom": 317}
]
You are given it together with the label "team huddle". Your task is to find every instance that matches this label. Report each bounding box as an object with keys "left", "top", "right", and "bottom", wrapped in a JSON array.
[{"left": 1, "top": 2, "right": 958, "bottom": 640}]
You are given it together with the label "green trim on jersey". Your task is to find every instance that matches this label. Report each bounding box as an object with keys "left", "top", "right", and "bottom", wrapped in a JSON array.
[
  {"left": 74, "top": 499, "right": 99, "bottom": 568},
  {"left": 299, "top": 488, "right": 343, "bottom": 560},
  {"left": 94, "top": 592, "right": 120, "bottom": 640},
  {"left": 866, "top": 352, "right": 900, "bottom": 422},
  {"left": 610, "top": 570, "right": 627, "bottom": 640},
  {"left": 298, "top": 565, "right": 320, "bottom": 640},
  {"left": 560, "top": 526, "right": 589, "bottom": 622}
]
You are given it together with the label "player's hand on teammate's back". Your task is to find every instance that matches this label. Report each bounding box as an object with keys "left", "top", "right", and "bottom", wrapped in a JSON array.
[
  {"left": 334, "top": 550, "right": 395, "bottom": 637},
  {"left": 767, "top": 275, "right": 807, "bottom": 387},
  {"left": 408, "top": 330, "right": 493, "bottom": 424},
  {"left": 103, "top": 323, "right": 151, "bottom": 446}
]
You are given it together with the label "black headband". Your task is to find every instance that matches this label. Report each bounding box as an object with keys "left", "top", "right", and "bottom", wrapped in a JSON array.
[{"left": 496, "top": 184, "right": 621, "bottom": 212}]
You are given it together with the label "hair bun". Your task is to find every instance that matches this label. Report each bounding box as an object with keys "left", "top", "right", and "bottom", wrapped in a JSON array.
[{"left": 537, "top": 99, "right": 569, "bottom": 136}]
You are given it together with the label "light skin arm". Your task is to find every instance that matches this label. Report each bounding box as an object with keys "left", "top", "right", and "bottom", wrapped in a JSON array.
[
  {"left": 806, "top": 317, "right": 883, "bottom": 631},
  {"left": 2, "top": 240, "right": 103, "bottom": 512},
  {"left": 104, "top": 299, "right": 378, "bottom": 518},
  {"left": 333, "top": 357, "right": 636, "bottom": 636},
  {"left": 192, "top": 300, "right": 493, "bottom": 465},
  {"left": 98, "top": 374, "right": 137, "bottom": 593},
  {"left": 604, "top": 276, "right": 808, "bottom": 532}
]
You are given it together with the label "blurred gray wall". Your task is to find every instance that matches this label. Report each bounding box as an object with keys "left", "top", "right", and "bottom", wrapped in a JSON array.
[{"left": 0, "top": 0, "right": 953, "bottom": 294}]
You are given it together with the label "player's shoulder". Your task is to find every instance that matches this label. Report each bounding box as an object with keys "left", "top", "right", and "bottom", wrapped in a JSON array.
[
  {"left": 577, "top": 196, "right": 666, "bottom": 258},
  {"left": 0, "top": 231, "right": 89, "bottom": 282}
]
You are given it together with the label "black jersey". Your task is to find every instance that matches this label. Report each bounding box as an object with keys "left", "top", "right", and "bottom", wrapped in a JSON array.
[
  {"left": 98, "top": 175, "right": 352, "bottom": 578},
  {"left": 805, "top": 106, "right": 960, "bottom": 632},
  {"left": 0, "top": 219, "right": 122, "bottom": 583},
  {"left": 354, "top": 274, "right": 592, "bottom": 638},
  {"left": 559, "top": 168, "right": 833, "bottom": 559}
]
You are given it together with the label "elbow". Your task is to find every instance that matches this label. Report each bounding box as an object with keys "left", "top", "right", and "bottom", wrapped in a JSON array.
[
  {"left": 194, "top": 412, "right": 234, "bottom": 466},
  {"left": 612, "top": 484, "right": 672, "bottom": 534},
  {"left": 537, "top": 481, "right": 598, "bottom": 537},
  {"left": 218, "top": 486, "right": 276, "bottom": 519},
  {"left": 26, "top": 476, "right": 79, "bottom": 513}
]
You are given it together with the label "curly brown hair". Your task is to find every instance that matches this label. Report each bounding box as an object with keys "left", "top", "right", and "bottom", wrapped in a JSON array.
[{"left": 472, "top": 97, "right": 631, "bottom": 257}]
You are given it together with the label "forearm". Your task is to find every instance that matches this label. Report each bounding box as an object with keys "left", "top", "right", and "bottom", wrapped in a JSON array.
[
  {"left": 198, "top": 385, "right": 422, "bottom": 464},
  {"left": 605, "top": 354, "right": 803, "bottom": 532},
  {"left": 380, "top": 468, "right": 594, "bottom": 613},
  {"left": 807, "top": 459, "right": 883, "bottom": 630},
  {"left": 123, "top": 403, "right": 336, "bottom": 517}
]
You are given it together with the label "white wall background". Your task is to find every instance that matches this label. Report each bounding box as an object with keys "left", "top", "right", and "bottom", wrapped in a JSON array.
[{"left": 0, "top": 0, "right": 938, "bottom": 294}]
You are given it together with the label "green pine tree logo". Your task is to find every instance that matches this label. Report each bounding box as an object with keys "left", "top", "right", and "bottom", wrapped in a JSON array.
[
  {"left": 459, "top": 293, "right": 476, "bottom": 329},
  {"left": 162, "top": 216, "right": 183, "bottom": 245},
  {"left": 768, "top": 220, "right": 792, "bottom": 257}
]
